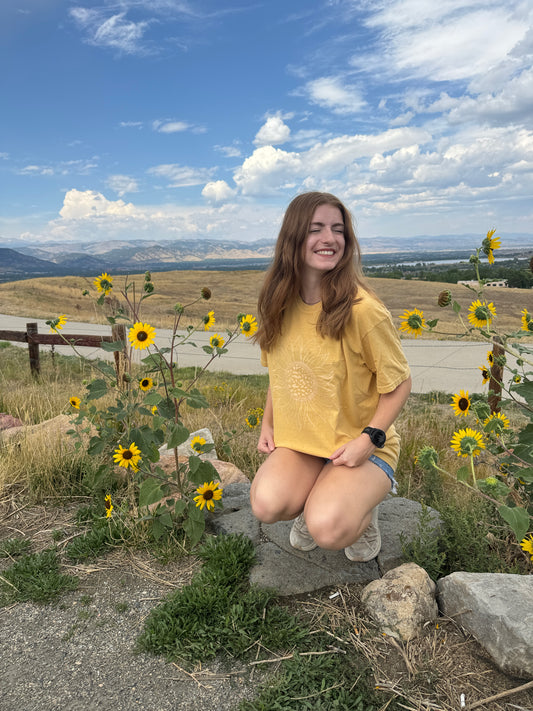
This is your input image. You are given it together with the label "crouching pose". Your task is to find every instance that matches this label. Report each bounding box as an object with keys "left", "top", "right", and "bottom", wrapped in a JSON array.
[{"left": 250, "top": 192, "right": 411, "bottom": 561}]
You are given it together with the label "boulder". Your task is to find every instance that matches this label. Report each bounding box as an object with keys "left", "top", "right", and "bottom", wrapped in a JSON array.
[
  {"left": 437, "top": 572, "right": 533, "bottom": 679},
  {"left": 158, "top": 427, "right": 218, "bottom": 460},
  {"left": 361, "top": 562, "right": 438, "bottom": 641},
  {"left": 0, "top": 414, "right": 73, "bottom": 445},
  {"left": 0, "top": 413, "right": 24, "bottom": 431}
]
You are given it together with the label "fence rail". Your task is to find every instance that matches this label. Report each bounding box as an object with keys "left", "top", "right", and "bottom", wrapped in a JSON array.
[{"left": 0, "top": 322, "right": 126, "bottom": 378}]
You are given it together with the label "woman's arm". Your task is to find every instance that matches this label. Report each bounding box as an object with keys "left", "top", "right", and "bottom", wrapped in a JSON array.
[
  {"left": 330, "top": 376, "right": 412, "bottom": 467},
  {"left": 257, "top": 386, "right": 276, "bottom": 454}
]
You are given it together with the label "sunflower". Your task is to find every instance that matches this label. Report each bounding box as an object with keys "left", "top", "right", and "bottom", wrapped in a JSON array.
[
  {"left": 151, "top": 405, "right": 158, "bottom": 415},
  {"left": 203, "top": 311, "right": 215, "bottom": 331},
  {"left": 521, "top": 308, "right": 533, "bottom": 333},
  {"left": 487, "top": 351, "right": 494, "bottom": 366},
  {"left": 450, "top": 428, "right": 485, "bottom": 458},
  {"left": 479, "top": 365, "right": 490, "bottom": 384},
  {"left": 209, "top": 333, "right": 225, "bottom": 349},
  {"left": 245, "top": 407, "right": 264, "bottom": 429},
  {"left": 468, "top": 300, "right": 496, "bottom": 329},
  {"left": 190, "top": 435, "right": 206, "bottom": 453},
  {"left": 482, "top": 229, "right": 501, "bottom": 265},
  {"left": 520, "top": 534, "right": 533, "bottom": 561},
  {"left": 450, "top": 389, "right": 471, "bottom": 417},
  {"left": 48, "top": 314, "right": 67, "bottom": 332},
  {"left": 113, "top": 442, "right": 141, "bottom": 470},
  {"left": 415, "top": 445, "right": 439, "bottom": 470},
  {"left": 239, "top": 314, "right": 258, "bottom": 338},
  {"left": 128, "top": 322, "right": 156, "bottom": 350},
  {"left": 399, "top": 308, "right": 426, "bottom": 338},
  {"left": 94, "top": 272, "right": 113, "bottom": 295},
  {"left": 69, "top": 396, "right": 81, "bottom": 409},
  {"left": 194, "top": 481, "right": 223, "bottom": 511},
  {"left": 483, "top": 411, "right": 510, "bottom": 433},
  {"left": 139, "top": 377, "right": 154, "bottom": 391},
  {"left": 513, "top": 374, "right": 522, "bottom": 384},
  {"left": 104, "top": 494, "right": 113, "bottom": 518},
  {"left": 201, "top": 287, "right": 212, "bottom": 300}
]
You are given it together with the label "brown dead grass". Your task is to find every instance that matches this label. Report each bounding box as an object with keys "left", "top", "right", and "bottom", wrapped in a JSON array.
[{"left": 0, "top": 271, "right": 528, "bottom": 337}]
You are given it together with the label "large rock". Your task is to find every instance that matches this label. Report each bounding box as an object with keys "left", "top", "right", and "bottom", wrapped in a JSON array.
[
  {"left": 437, "top": 572, "right": 533, "bottom": 679},
  {"left": 0, "top": 414, "right": 73, "bottom": 445},
  {"left": 0, "top": 413, "right": 24, "bottom": 431},
  {"left": 361, "top": 562, "right": 438, "bottom": 641}
]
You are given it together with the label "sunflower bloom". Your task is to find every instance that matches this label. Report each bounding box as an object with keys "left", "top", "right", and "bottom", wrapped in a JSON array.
[
  {"left": 468, "top": 300, "right": 496, "bottom": 329},
  {"left": 194, "top": 481, "right": 223, "bottom": 511},
  {"left": 49, "top": 315, "right": 67, "bottom": 332},
  {"left": 94, "top": 272, "right": 113, "bottom": 295},
  {"left": 450, "top": 389, "right": 471, "bottom": 417},
  {"left": 482, "top": 229, "right": 501, "bottom": 265},
  {"left": 450, "top": 428, "right": 485, "bottom": 458},
  {"left": 190, "top": 435, "right": 206, "bottom": 453},
  {"left": 69, "top": 396, "right": 81, "bottom": 409},
  {"left": 104, "top": 494, "right": 113, "bottom": 518},
  {"left": 139, "top": 377, "right": 154, "bottom": 391},
  {"left": 128, "top": 322, "right": 156, "bottom": 350},
  {"left": 479, "top": 365, "right": 490, "bottom": 384},
  {"left": 399, "top": 308, "right": 426, "bottom": 338},
  {"left": 209, "top": 333, "right": 225, "bottom": 349},
  {"left": 520, "top": 534, "right": 533, "bottom": 562},
  {"left": 113, "top": 442, "right": 141, "bottom": 470},
  {"left": 245, "top": 407, "right": 264, "bottom": 429},
  {"left": 513, "top": 374, "right": 522, "bottom": 384},
  {"left": 483, "top": 411, "right": 510, "bottom": 433},
  {"left": 203, "top": 311, "right": 215, "bottom": 331},
  {"left": 151, "top": 405, "right": 158, "bottom": 415},
  {"left": 239, "top": 314, "right": 258, "bottom": 338},
  {"left": 521, "top": 308, "right": 533, "bottom": 333}
]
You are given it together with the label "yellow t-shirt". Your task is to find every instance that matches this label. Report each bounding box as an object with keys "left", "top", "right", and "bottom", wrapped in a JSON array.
[{"left": 261, "top": 290, "right": 410, "bottom": 469}]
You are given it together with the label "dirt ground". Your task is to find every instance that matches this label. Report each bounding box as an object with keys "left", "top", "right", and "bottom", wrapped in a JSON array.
[{"left": 1, "top": 501, "right": 532, "bottom": 711}]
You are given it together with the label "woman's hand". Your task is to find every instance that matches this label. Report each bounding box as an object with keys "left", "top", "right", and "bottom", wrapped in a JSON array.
[
  {"left": 330, "top": 435, "right": 375, "bottom": 468},
  {"left": 257, "top": 424, "right": 275, "bottom": 454}
]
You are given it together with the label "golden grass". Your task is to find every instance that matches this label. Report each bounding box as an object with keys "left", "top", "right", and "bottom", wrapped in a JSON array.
[{"left": 0, "top": 271, "right": 528, "bottom": 336}]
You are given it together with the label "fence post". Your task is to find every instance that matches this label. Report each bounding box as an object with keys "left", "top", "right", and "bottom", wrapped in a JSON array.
[
  {"left": 26, "top": 322, "right": 40, "bottom": 378},
  {"left": 112, "top": 323, "right": 127, "bottom": 387},
  {"left": 489, "top": 335, "right": 504, "bottom": 414}
]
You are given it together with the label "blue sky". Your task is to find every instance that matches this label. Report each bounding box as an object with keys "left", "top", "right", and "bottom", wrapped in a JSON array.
[{"left": 1, "top": 0, "right": 532, "bottom": 246}]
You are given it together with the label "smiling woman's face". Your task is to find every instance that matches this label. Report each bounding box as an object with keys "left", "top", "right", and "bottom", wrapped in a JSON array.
[{"left": 302, "top": 203, "right": 345, "bottom": 275}]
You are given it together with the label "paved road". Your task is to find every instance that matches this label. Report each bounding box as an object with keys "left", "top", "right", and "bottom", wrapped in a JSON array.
[{"left": 0, "top": 313, "right": 514, "bottom": 394}]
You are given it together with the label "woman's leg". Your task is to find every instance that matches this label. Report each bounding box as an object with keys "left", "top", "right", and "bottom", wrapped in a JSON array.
[
  {"left": 250, "top": 447, "right": 324, "bottom": 524},
  {"left": 303, "top": 459, "right": 392, "bottom": 550}
]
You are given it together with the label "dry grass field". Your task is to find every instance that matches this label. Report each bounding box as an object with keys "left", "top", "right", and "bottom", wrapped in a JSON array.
[{"left": 0, "top": 270, "right": 529, "bottom": 337}]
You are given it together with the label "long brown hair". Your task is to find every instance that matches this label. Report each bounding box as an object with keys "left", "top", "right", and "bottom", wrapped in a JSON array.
[{"left": 254, "top": 192, "right": 370, "bottom": 351}]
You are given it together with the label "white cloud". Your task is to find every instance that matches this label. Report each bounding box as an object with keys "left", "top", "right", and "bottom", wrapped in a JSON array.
[
  {"left": 107, "top": 174, "right": 139, "bottom": 197},
  {"left": 254, "top": 115, "right": 291, "bottom": 146},
  {"left": 152, "top": 119, "right": 191, "bottom": 133},
  {"left": 59, "top": 189, "right": 137, "bottom": 219},
  {"left": 215, "top": 143, "right": 242, "bottom": 158},
  {"left": 302, "top": 76, "right": 366, "bottom": 114},
  {"left": 69, "top": 8, "right": 150, "bottom": 54},
  {"left": 147, "top": 163, "right": 214, "bottom": 187},
  {"left": 202, "top": 180, "right": 236, "bottom": 202}
]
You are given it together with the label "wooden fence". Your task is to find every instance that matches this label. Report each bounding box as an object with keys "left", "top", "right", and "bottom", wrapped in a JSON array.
[{"left": 0, "top": 322, "right": 127, "bottom": 378}]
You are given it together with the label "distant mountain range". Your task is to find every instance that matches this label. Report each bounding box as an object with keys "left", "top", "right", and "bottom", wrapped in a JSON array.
[{"left": 0, "top": 233, "right": 531, "bottom": 281}]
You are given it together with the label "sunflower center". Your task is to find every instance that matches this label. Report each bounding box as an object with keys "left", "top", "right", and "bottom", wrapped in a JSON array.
[
  {"left": 137, "top": 331, "right": 148, "bottom": 342},
  {"left": 242, "top": 321, "right": 251, "bottom": 331},
  {"left": 527, "top": 321, "right": 533, "bottom": 332},
  {"left": 141, "top": 379, "right": 149, "bottom": 387},
  {"left": 123, "top": 450, "right": 133, "bottom": 460},
  {"left": 203, "top": 490, "right": 214, "bottom": 501},
  {"left": 458, "top": 398, "right": 469, "bottom": 411}
]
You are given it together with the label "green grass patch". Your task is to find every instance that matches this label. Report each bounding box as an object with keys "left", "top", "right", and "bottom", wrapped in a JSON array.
[
  {"left": 0, "top": 548, "right": 78, "bottom": 604},
  {"left": 65, "top": 507, "right": 133, "bottom": 562},
  {"left": 0, "top": 537, "right": 32, "bottom": 558}
]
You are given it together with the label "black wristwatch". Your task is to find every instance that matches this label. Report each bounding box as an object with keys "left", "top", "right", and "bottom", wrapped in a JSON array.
[{"left": 362, "top": 426, "right": 386, "bottom": 449}]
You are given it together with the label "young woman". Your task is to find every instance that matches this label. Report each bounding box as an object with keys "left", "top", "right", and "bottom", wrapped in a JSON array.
[{"left": 250, "top": 192, "right": 411, "bottom": 561}]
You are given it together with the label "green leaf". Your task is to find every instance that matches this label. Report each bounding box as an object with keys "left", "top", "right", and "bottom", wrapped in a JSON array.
[
  {"left": 100, "top": 340, "right": 125, "bottom": 352},
  {"left": 174, "top": 500, "right": 187, "bottom": 517},
  {"left": 167, "top": 422, "right": 190, "bottom": 449},
  {"left": 138, "top": 478, "right": 165, "bottom": 508},
  {"left": 516, "top": 467, "right": 533, "bottom": 483},
  {"left": 186, "top": 388, "right": 209, "bottom": 409},
  {"left": 86, "top": 379, "right": 108, "bottom": 401},
  {"left": 183, "top": 502, "right": 205, "bottom": 547},
  {"left": 427, "top": 319, "right": 439, "bottom": 329},
  {"left": 452, "top": 300, "right": 462, "bottom": 314},
  {"left": 143, "top": 392, "right": 162, "bottom": 406},
  {"left": 87, "top": 436, "right": 106, "bottom": 456},
  {"left": 157, "top": 398, "right": 176, "bottom": 419},
  {"left": 187, "top": 460, "right": 218, "bottom": 486},
  {"left": 456, "top": 465, "right": 470, "bottom": 483},
  {"left": 202, "top": 345, "right": 214, "bottom": 355},
  {"left": 498, "top": 505, "right": 530, "bottom": 542}
]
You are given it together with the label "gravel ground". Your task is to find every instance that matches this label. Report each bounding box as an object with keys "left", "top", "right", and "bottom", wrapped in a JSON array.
[{"left": 0, "top": 554, "right": 259, "bottom": 711}]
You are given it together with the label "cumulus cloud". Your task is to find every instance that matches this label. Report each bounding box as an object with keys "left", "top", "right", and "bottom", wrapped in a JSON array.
[
  {"left": 107, "top": 174, "right": 139, "bottom": 196},
  {"left": 202, "top": 180, "right": 236, "bottom": 202},
  {"left": 147, "top": 163, "right": 214, "bottom": 187},
  {"left": 59, "top": 189, "right": 137, "bottom": 219},
  {"left": 254, "top": 115, "right": 291, "bottom": 146}
]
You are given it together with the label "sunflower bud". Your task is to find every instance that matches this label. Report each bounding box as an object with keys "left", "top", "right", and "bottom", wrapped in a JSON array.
[
  {"left": 415, "top": 445, "right": 439, "bottom": 470},
  {"left": 143, "top": 281, "right": 154, "bottom": 294},
  {"left": 201, "top": 287, "right": 212, "bottom": 300},
  {"left": 437, "top": 289, "right": 452, "bottom": 307},
  {"left": 469, "top": 254, "right": 480, "bottom": 264},
  {"left": 174, "top": 303, "right": 185, "bottom": 314},
  {"left": 145, "top": 271, "right": 151, "bottom": 281}
]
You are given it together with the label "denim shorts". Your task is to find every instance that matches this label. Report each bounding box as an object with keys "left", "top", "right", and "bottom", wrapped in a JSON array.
[{"left": 368, "top": 454, "right": 398, "bottom": 494}]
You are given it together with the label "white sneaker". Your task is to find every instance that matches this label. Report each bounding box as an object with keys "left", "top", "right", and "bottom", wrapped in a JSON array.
[
  {"left": 344, "top": 507, "right": 381, "bottom": 562},
  {"left": 289, "top": 513, "right": 318, "bottom": 551}
]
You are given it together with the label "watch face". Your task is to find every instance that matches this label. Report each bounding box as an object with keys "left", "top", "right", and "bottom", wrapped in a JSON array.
[{"left": 373, "top": 429, "right": 386, "bottom": 447}]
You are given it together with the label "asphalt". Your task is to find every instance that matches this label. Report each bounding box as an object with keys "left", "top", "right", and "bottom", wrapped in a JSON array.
[{"left": 0, "top": 313, "right": 516, "bottom": 393}]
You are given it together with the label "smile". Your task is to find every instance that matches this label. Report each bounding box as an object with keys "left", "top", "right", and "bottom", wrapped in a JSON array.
[{"left": 315, "top": 249, "right": 335, "bottom": 255}]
